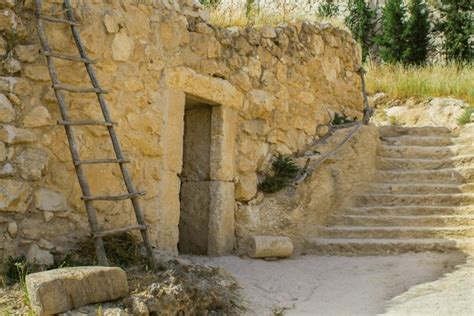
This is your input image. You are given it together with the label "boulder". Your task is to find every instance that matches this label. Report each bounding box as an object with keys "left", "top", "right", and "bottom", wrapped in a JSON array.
[{"left": 26, "top": 267, "right": 129, "bottom": 316}]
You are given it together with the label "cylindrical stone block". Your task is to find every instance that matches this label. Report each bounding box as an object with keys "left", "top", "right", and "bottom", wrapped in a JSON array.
[{"left": 247, "top": 236, "right": 294, "bottom": 258}]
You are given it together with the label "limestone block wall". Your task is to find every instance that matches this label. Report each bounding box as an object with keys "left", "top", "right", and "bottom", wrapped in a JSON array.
[{"left": 0, "top": 0, "right": 363, "bottom": 261}]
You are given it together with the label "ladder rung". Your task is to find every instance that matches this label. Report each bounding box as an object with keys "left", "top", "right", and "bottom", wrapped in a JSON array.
[
  {"left": 74, "top": 158, "right": 130, "bottom": 166},
  {"left": 81, "top": 191, "right": 146, "bottom": 201},
  {"left": 58, "top": 120, "right": 116, "bottom": 127},
  {"left": 39, "top": 15, "right": 80, "bottom": 26},
  {"left": 42, "top": 50, "right": 96, "bottom": 64},
  {"left": 93, "top": 224, "right": 148, "bottom": 238},
  {"left": 52, "top": 84, "right": 108, "bottom": 94}
]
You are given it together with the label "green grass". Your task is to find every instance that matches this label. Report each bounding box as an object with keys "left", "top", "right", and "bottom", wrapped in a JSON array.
[
  {"left": 365, "top": 63, "right": 474, "bottom": 104},
  {"left": 458, "top": 107, "right": 474, "bottom": 126}
]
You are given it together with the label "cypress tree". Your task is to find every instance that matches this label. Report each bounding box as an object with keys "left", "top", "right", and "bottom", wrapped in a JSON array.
[
  {"left": 437, "top": 0, "right": 473, "bottom": 63},
  {"left": 378, "top": 0, "right": 407, "bottom": 63},
  {"left": 345, "top": 0, "right": 375, "bottom": 62},
  {"left": 403, "top": 0, "right": 430, "bottom": 65}
]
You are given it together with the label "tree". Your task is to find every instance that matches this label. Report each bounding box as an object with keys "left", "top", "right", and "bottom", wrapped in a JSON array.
[
  {"left": 436, "top": 0, "right": 473, "bottom": 63},
  {"left": 403, "top": 0, "right": 430, "bottom": 65},
  {"left": 345, "top": 0, "right": 375, "bottom": 62},
  {"left": 378, "top": 0, "right": 407, "bottom": 63}
]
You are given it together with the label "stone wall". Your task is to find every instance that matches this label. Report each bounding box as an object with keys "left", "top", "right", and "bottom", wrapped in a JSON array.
[{"left": 0, "top": 0, "right": 363, "bottom": 262}]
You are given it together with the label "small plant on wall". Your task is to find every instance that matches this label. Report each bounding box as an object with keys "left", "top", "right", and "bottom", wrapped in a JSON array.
[{"left": 258, "top": 154, "right": 299, "bottom": 193}]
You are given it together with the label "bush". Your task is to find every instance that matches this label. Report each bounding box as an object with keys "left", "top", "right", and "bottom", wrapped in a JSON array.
[
  {"left": 259, "top": 155, "right": 299, "bottom": 193},
  {"left": 458, "top": 107, "right": 473, "bottom": 126},
  {"left": 318, "top": 0, "right": 339, "bottom": 18},
  {"left": 332, "top": 113, "right": 355, "bottom": 125}
]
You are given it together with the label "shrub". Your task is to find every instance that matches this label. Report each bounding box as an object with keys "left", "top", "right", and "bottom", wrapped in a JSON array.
[
  {"left": 332, "top": 113, "right": 355, "bottom": 125},
  {"left": 318, "top": 0, "right": 339, "bottom": 18},
  {"left": 457, "top": 107, "right": 473, "bottom": 126},
  {"left": 259, "top": 155, "right": 299, "bottom": 193}
]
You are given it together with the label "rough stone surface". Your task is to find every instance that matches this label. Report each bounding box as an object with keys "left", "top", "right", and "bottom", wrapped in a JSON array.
[
  {"left": 26, "top": 243, "right": 54, "bottom": 266},
  {"left": 35, "top": 188, "right": 67, "bottom": 212},
  {"left": 26, "top": 267, "right": 129, "bottom": 315},
  {"left": 22, "top": 106, "right": 52, "bottom": 127},
  {"left": 0, "top": 93, "right": 15, "bottom": 123},
  {"left": 0, "top": 1, "right": 363, "bottom": 259}
]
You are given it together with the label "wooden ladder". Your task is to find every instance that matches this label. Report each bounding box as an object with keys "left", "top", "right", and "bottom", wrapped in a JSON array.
[{"left": 34, "top": 0, "right": 155, "bottom": 268}]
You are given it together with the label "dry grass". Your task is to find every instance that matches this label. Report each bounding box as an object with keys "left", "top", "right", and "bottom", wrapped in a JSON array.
[
  {"left": 365, "top": 63, "right": 474, "bottom": 104},
  {"left": 207, "top": 5, "right": 346, "bottom": 29}
]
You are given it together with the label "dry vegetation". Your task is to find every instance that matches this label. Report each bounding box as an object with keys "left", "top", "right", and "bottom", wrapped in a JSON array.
[{"left": 366, "top": 63, "right": 474, "bottom": 104}]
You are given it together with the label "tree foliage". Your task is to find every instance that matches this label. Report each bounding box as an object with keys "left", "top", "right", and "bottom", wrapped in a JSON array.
[
  {"left": 378, "top": 0, "right": 407, "bottom": 63},
  {"left": 436, "top": 0, "right": 473, "bottom": 63},
  {"left": 403, "top": 0, "right": 431, "bottom": 65},
  {"left": 345, "top": 0, "right": 375, "bottom": 62}
]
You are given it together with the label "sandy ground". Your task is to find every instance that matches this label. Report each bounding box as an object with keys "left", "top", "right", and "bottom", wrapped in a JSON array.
[{"left": 191, "top": 252, "right": 471, "bottom": 316}]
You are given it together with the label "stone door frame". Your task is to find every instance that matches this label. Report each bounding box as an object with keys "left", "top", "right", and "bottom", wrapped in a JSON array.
[{"left": 159, "top": 67, "right": 243, "bottom": 255}]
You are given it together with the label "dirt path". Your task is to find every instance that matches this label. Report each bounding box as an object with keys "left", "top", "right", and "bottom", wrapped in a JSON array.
[{"left": 191, "top": 252, "right": 469, "bottom": 315}]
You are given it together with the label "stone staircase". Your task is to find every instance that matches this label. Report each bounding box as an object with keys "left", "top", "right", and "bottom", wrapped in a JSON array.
[{"left": 305, "top": 124, "right": 474, "bottom": 255}]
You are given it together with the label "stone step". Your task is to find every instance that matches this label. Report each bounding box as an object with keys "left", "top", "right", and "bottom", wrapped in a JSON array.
[
  {"left": 355, "top": 193, "right": 474, "bottom": 207},
  {"left": 376, "top": 155, "right": 474, "bottom": 171},
  {"left": 366, "top": 183, "right": 474, "bottom": 195},
  {"left": 345, "top": 205, "right": 474, "bottom": 216},
  {"left": 304, "top": 238, "right": 474, "bottom": 256},
  {"left": 380, "top": 136, "right": 455, "bottom": 147},
  {"left": 329, "top": 214, "right": 474, "bottom": 227},
  {"left": 319, "top": 226, "right": 474, "bottom": 239},
  {"left": 374, "top": 167, "right": 474, "bottom": 183},
  {"left": 377, "top": 144, "right": 470, "bottom": 159},
  {"left": 378, "top": 126, "right": 453, "bottom": 138},
  {"left": 381, "top": 135, "right": 471, "bottom": 147}
]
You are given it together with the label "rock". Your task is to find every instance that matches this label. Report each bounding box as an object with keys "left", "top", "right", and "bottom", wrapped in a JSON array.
[
  {"left": 0, "top": 35, "right": 7, "bottom": 57},
  {"left": 7, "top": 221, "right": 17, "bottom": 238},
  {"left": 22, "top": 106, "right": 53, "bottom": 127},
  {"left": 130, "top": 296, "right": 149, "bottom": 316},
  {"left": 317, "top": 125, "right": 329, "bottom": 137},
  {"left": 0, "top": 141, "right": 6, "bottom": 161},
  {"left": 43, "top": 211, "right": 54, "bottom": 222},
  {"left": 261, "top": 25, "right": 276, "bottom": 38},
  {"left": 247, "top": 235, "right": 294, "bottom": 258},
  {"left": 26, "top": 267, "right": 129, "bottom": 315},
  {"left": 370, "top": 92, "right": 389, "bottom": 108},
  {"left": 3, "top": 55, "right": 21, "bottom": 74},
  {"left": 247, "top": 89, "right": 274, "bottom": 118},
  {"left": 112, "top": 30, "right": 134, "bottom": 61},
  {"left": 103, "top": 14, "right": 120, "bottom": 33},
  {"left": 26, "top": 243, "right": 54, "bottom": 266},
  {"left": 15, "top": 147, "right": 48, "bottom": 180},
  {"left": 38, "top": 238, "right": 54, "bottom": 250},
  {"left": 0, "top": 93, "right": 15, "bottom": 123},
  {"left": 0, "top": 179, "right": 33, "bottom": 213},
  {"left": 235, "top": 173, "right": 257, "bottom": 201},
  {"left": 14, "top": 44, "right": 41, "bottom": 62},
  {"left": 0, "top": 76, "right": 16, "bottom": 93},
  {"left": 0, "top": 162, "right": 14, "bottom": 176},
  {"left": 0, "top": 125, "right": 36, "bottom": 144},
  {"left": 195, "top": 22, "right": 213, "bottom": 35},
  {"left": 35, "top": 188, "right": 67, "bottom": 212}
]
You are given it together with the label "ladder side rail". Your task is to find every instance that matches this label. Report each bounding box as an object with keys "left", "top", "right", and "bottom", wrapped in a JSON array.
[
  {"left": 64, "top": 0, "right": 155, "bottom": 267},
  {"left": 34, "top": 0, "right": 108, "bottom": 266}
]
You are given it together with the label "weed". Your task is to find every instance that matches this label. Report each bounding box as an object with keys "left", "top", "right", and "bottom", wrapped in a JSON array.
[
  {"left": 332, "top": 113, "right": 355, "bottom": 125},
  {"left": 259, "top": 155, "right": 299, "bottom": 193},
  {"left": 388, "top": 115, "right": 398, "bottom": 125},
  {"left": 457, "top": 107, "right": 474, "bottom": 126}
]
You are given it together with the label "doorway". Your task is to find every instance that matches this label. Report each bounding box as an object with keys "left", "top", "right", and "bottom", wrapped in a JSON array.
[{"left": 178, "top": 97, "right": 213, "bottom": 254}]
